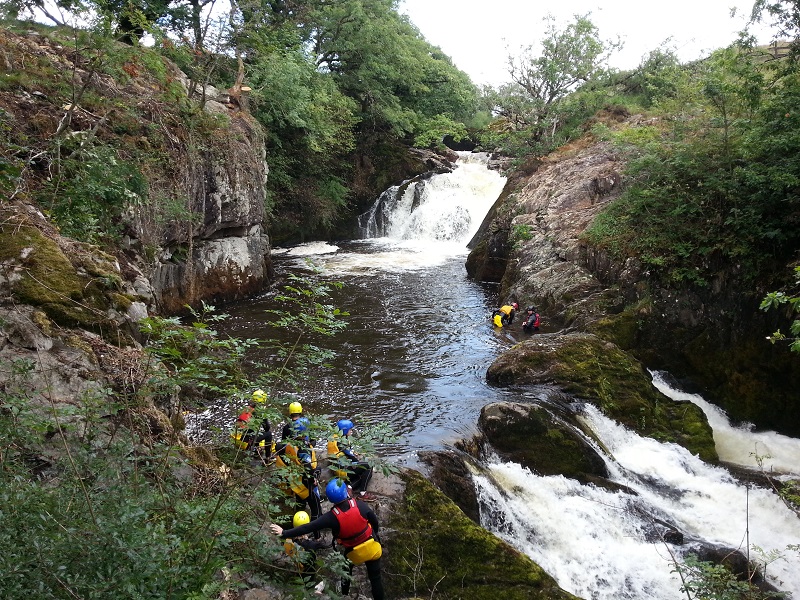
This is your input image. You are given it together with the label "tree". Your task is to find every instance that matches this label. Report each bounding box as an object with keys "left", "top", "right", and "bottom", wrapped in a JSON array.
[
  {"left": 750, "top": 0, "right": 800, "bottom": 62},
  {"left": 498, "top": 13, "right": 621, "bottom": 140}
]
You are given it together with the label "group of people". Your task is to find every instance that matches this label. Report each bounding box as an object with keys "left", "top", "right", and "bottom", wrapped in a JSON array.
[
  {"left": 492, "top": 302, "right": 541, "bottom": 332},
  {"left": 231, "top": 391, "right": 383, "bottom": 598}
]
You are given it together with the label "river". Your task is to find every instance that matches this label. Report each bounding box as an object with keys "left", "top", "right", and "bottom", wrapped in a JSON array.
[{"left": 186, "top": 152, "right": 800, "bottom": 598}]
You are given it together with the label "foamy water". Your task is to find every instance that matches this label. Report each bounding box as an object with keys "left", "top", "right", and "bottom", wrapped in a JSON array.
[{"left": 476, "top": 378, "right": 800, "bottom": 600}]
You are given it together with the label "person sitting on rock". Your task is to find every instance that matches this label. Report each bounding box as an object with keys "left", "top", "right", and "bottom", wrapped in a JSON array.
[{"left": 522, "top": 306, "right": 541, "bottom": 333}]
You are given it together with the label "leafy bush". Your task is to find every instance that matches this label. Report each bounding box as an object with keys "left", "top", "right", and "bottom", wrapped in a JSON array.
[{"left": 42, "top": 142, "right": 147, "bottom": 243}]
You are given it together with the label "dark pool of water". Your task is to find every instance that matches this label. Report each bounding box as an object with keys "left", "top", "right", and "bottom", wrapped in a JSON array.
[{"left": 192, "top": 242, "right": 552, "bottom": 465}]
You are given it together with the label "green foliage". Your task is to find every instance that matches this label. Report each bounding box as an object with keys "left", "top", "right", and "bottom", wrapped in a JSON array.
[
  {"left": 584, "top": 44, "right": 800, "bottom": 285},
  {"left": 42, "top": 142, "right": 147, "bottom": 243},
  {"left": 413, "top": 114, "right": 469, "bottom": 150},
  {"left": 761, "top": 266, "right": 800, "bottom": 353},
  {"left": 483, "top": 13, "right": 621, "bottom": 155},
  {"left": 510, "top": 223, "right": 534, "bottom": 248},
  {"left": 259, "top": 273, "right": 349, "bottom": 392},
  {"left": 673, "top": 554, "right": 777, "bottom": 600},
  {"left": 0, "top": 273, "right": 393, "bottom": 599},
  {"left": 140, "top": 302, "right": 260, "bottom": 402}
]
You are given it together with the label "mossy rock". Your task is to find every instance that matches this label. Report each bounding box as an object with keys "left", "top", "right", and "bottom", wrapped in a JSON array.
[
  {"left": 385, "top": 469, "right": 579, "bottom": 600},
  {"left": 486, "top": 333, "right": 717, "bottom": 463},
  {"left": 479, "top": 402, "right": 609, "bottom": 480},
  {"left": 589, "top": 298, "right": 653, "bottom": 351},
  {"left": 0, "top": 208, "right": 120, "bottom": 336}
]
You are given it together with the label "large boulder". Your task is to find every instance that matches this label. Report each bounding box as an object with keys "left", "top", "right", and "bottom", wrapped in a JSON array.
[
  {"left": 477, "top": 401, "right": 609, "bottom": 482},
  {"left": 486, "top": 332, "right": 718, "bottom": 463},
  {"left": 383, "top": 469, "right": 579, "bottom": 600}
]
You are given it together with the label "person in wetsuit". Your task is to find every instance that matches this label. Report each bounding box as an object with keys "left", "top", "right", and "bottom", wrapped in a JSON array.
[{"left": 270, "top": 478, "right": 384, "bottom": 600}]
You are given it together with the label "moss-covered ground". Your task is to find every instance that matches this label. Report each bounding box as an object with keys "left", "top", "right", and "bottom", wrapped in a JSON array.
[{"left": 385, "top": 469, "right": 579, "bottom": 600}]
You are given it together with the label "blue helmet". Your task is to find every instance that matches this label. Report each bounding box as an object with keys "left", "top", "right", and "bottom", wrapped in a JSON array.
[
  {"left": 292, "top": 417, "right": 310, "bottom": 436},
  {"left": 336, "top": 419, "right": 354, "bottom": 436},
  {"left": 326, "top": 478, "right": 349, "bottom": 503}
]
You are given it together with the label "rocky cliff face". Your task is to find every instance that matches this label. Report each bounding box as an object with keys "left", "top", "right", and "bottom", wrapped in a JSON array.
[
  {"left": 468, "top": 132, "right": 800, "bottom": 435},
  {"left": 0, "top": 26, "right": 272, "bottom": 430},
  {"left": 144, "top": 115, "right": 272, "bottom": 314},
  {"left": 0, "top": 27, "right": 272, "bottom": 320}
]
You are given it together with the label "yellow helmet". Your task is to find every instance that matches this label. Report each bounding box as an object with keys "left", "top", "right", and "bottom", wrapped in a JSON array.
[
  {"left": 288, "top": 401, "right": 303, "bottom": 415},
  {"left": 292, "top": 511, "right": 310, "bottom": 528},
  {"left": 252, "top": 389, "right": 268, "bottom": 404}
]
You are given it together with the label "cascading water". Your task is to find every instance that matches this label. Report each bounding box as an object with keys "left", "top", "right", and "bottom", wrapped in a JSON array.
[
  {"left": 473, "top": 372, "right": 800, "bottom": 600},
  {"left": 357, "top": 151, "right": 504, "bottom": 245},
  {"left": 185, "top": 151, "right": 510, "bottom": 454}
]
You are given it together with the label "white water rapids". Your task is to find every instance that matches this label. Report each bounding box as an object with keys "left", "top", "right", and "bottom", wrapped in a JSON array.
[{"left": 474, "top": 372, "right": 800, "bottom": 600}]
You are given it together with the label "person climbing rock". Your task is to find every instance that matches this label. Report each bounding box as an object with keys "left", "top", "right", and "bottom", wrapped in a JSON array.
[
  {"left": 281, "top": 510, "right": 330, "bottom": 588},
  {"left": 492, "top": 302, "right": 518, "bottom": 327},
  {"left": 231, "top": 389, "right": 272, "bottom": 453},
  {"left": 327, "top": 419, "right": 376, "bottom": 501},
  {"left": 270, "top": 478, "right": 384, "bottom": 600},
  {"left": 275, "top": 417, "right": 323, "bottom": 528}
]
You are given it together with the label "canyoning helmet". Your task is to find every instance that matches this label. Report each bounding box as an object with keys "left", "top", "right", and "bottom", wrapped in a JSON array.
[
  {"left": 292, "top": 417, "right": 310, "bottom": 436},
  {"left": 512, "top": 302, "right": 519, "bottom": 310},
  {"left": 326, "top": 478, "right": 349, "bottom": 503},
  {"left": 252, "top": 389, "right": 268, "bottom": 404},
  {"left": 288, "top": 401, "right": 303, "bottom": 415},
  {"left": 526, "top": 306, "right": 535, "bottom": 313},
  {"left": 336, "top": 419, "right": 355, "bottom": 436},
  {"left": 293, "top": 511, "right": 311, "bottom": 528}
]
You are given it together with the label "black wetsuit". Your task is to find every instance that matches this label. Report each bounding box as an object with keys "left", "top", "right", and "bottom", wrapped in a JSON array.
[{"left": 280, "top": 500, "right": 384, "bottom": 600}]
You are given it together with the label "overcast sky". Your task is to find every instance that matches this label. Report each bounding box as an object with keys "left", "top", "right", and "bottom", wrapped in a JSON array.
[{"left": 398, "top": 0, "right": 775, "bottom": 87}]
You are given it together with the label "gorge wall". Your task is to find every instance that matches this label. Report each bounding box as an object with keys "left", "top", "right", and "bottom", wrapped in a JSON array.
[{"left": 468, "top": 126, "right": 800, "bottom": 436}]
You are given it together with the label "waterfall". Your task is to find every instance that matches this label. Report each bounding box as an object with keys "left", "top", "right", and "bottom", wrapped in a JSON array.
[
  {"left": 474, "top": 374, "right": 800, "bottom": 600},
  {"left": 358, "top": 151, "right": 505, "bottom": 244}
]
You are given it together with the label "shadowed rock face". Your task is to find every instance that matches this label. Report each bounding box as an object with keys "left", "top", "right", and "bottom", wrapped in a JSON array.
[{"left": 477, "top": 402, "right": 609, "bottom": 481}]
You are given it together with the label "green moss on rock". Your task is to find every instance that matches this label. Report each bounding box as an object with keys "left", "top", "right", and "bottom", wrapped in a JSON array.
[
  {"left": 486, "top": 333, "right": 717, "bottom": 462},
  {"left": 479, "top": 403, "right": 608, "bottom": 480},
  {"left": 1, "top": 210, "right": 120, "bottom": 337},
  {"left": 385, "top": 470, "right": 579, "bottom": 600},
  {"left": 590, "top": 298, "right": 653, "bottom": 350}
]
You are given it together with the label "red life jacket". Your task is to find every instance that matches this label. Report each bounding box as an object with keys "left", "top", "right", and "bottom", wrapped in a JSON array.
[
  {"left": 533, "top": 313, "right": 541, "bottom": 328},
  {"left": 332, "top": 498, "right": 373, "bottom": 548},
  {"left": 236, "top": 408, "right": 253, "bottom": 428}
]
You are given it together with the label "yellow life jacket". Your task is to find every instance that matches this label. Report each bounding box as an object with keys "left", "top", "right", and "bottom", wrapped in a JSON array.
[
  {"left": 327, "top": 436, "right": 348, "bottom": 478},
  {"left": 345, "top": 538, "right": 382, "bottom": 565},
  {"left": 275, "top": 443, "right": 317, "bottom": 499},
  {"left": 499, "top": 305, "right": 513, "bottom": 316}
]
